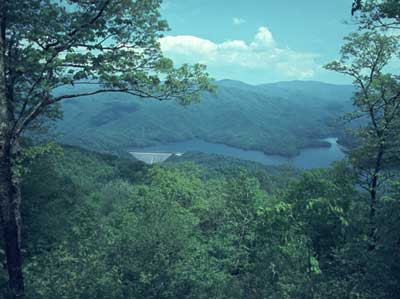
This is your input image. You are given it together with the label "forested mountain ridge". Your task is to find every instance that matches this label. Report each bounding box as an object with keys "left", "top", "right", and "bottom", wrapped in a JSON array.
[{"left": 54, "top": 80, "right": 354, "bottom": 157}]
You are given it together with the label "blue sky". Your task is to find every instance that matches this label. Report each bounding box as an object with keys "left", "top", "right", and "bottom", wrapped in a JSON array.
[{"left": 159, "top": 0, "right": 357, "bottom": 84}]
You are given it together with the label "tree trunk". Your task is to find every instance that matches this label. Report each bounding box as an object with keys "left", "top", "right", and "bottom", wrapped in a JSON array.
[
  {"left": 368, "top": 146, "right": 384, "bottom": 251},
  {"left": 0, "top": 5, "right": 25, "bottom": 297},
  {"left": 0, "top": 143, "right": 24, "bottom": 299}
]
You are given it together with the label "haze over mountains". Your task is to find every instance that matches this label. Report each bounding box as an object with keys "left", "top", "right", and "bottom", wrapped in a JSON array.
[{"left": 54, "top": 80, "right": 354, "bottom": 157}]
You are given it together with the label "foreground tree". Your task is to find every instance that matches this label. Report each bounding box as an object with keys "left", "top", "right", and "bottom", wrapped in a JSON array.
[
  {"left": 0, "top": 1, "right": 212, "bottom": 297},
  {"left": 325, "top": 32, "right": 400, "bottom": 249},
  {"left": 352, "top": 0, "right": 400, "bottom": 29}
]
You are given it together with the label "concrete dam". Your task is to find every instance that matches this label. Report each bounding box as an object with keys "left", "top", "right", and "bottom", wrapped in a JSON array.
[{"left": 129, "top": 152, "right": 183, "bottom": 164}]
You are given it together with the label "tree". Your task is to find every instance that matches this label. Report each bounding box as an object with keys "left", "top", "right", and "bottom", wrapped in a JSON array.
[
  {"left": 352, "top": 0, "right": 362, "bottom": 16},
  {"left": 0, "top": 1, "right": 213, "bottom": 297},
  {"left": 352, "top": 0, "right": 400, "bottom": 29},
  {"left": 286, "top": 164, "right": 356, "bottom": 264},
  {"left": 325, "top": 32, "right": 400, "bottom": 250}
]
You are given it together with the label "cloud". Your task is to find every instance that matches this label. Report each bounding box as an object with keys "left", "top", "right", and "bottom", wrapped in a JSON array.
[
  {"left": 160, "top": 26, "right": 319, "bottom": 83},
  {"left": 251, "top": 26, "right": 275, "bottom": 49},
  {"left": 233, "top": 17, "right": 246, "bottom": 25}
]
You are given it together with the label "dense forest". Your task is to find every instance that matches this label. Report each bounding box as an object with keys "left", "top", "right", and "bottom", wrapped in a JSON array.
[
  {"left": 11, "top": 145, "right": 397, "bottom": 298},
  {"left": 0, "top": 0, "right": 399, "bottom": 299}
]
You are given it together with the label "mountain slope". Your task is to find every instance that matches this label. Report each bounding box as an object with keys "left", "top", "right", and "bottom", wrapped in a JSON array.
[{"left": 54, "top": 80, "right": 354, "bottom": 156}]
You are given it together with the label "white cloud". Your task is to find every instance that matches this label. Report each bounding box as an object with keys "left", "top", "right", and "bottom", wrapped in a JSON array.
[
  {"left": 159, "top": 26, "right": 319, "bottom": 82},
  {"left": 160, "top": 35, "right": 217, "bottom": 62},
  {"left": 251, "top": 26, "right": 275, "bottom": 49},
  {"left": 233, "top": 17, "right": 246, "bottom": 25}
]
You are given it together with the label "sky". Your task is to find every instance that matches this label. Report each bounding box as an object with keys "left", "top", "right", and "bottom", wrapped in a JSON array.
[{"left": 159, "top": 0, "right": 358, "bottom": 85}]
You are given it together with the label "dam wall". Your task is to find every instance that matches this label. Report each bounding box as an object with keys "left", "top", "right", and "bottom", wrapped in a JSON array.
[{"left": 129, "top": 152, "right": 183, "bottom": 164}]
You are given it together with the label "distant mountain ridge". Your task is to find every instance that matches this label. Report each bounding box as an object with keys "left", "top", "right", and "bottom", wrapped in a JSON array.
[{"left": 54, "top": 80, "right": 355, "bottom": 157}]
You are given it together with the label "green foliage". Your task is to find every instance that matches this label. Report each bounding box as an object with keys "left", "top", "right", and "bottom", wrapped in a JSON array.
[
  {"left": 319, "top": 11, "right": 400, "bottom": 297},
  {"left": 4, "top": 144, "right": 396, "bottom": 298},
  {"left": 354, "top": 0, "right": 400, "bottom": 30},
  {"left": 21, "top": 145, "right": 146, "bottom": 255},
  {"left": 286, "top": 163, "right": 357, "bottom": 266},
  {"left": 5, "top": 1, "right": 400, "bottom": 299},
  {"left": 326, "top": 29, "right": 400, "bottom": 253},
  {"left": 15, "top": 146, "right": 305, "bottom": 298},
  {"left": 2, "top": 0, "right": 214, "bottom": 138}
]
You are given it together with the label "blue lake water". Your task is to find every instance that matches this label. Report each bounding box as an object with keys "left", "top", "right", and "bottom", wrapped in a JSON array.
[{"left": 129, "top": 138, "right": 345, "bottom": 169}]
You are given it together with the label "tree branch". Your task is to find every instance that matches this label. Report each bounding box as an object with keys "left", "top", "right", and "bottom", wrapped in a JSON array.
[
  {"left": 13, "top": 87, "right": 175, "bottom": 138},
  {"left": 46, "top": 0, "right": 111, "bottom": 51}
]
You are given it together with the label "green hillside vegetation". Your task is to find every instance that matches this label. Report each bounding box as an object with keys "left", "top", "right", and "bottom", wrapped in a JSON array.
[
  {"left": 4, "top": 144, "right": 397, "bottom": 298},
  {"left": 1, "top": 1, "right": 399, "bottom": 298},
  {"left": 55, "top": 80, "right": 354, "bottom": 157}
]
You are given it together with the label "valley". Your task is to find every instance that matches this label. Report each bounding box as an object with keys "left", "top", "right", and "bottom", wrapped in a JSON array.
[{"left": 55, "top": 80, "right": 354, "bottom": 158}]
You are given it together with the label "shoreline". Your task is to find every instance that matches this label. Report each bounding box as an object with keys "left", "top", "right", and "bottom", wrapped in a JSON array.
[{"left": 127, "top": 137, "right": 341, "bottom": 160}]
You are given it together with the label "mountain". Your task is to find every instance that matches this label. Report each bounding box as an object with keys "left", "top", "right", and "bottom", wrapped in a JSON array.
[{"left": 53, "top": 80, "right": 355, "bottom": 157}]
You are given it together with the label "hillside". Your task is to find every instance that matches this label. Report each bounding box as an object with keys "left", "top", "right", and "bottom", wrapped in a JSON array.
[
  {"left": 22, "top": 143, "right": 396, "bottom": 299},
  {"left": 54, "top": 80, "right": 354, "bottom": 157}
]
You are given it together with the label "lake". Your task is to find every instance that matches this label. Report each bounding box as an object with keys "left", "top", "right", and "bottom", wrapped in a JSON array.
[{"left": 129, "top": 138, "right": 345, "bottom": 169}]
